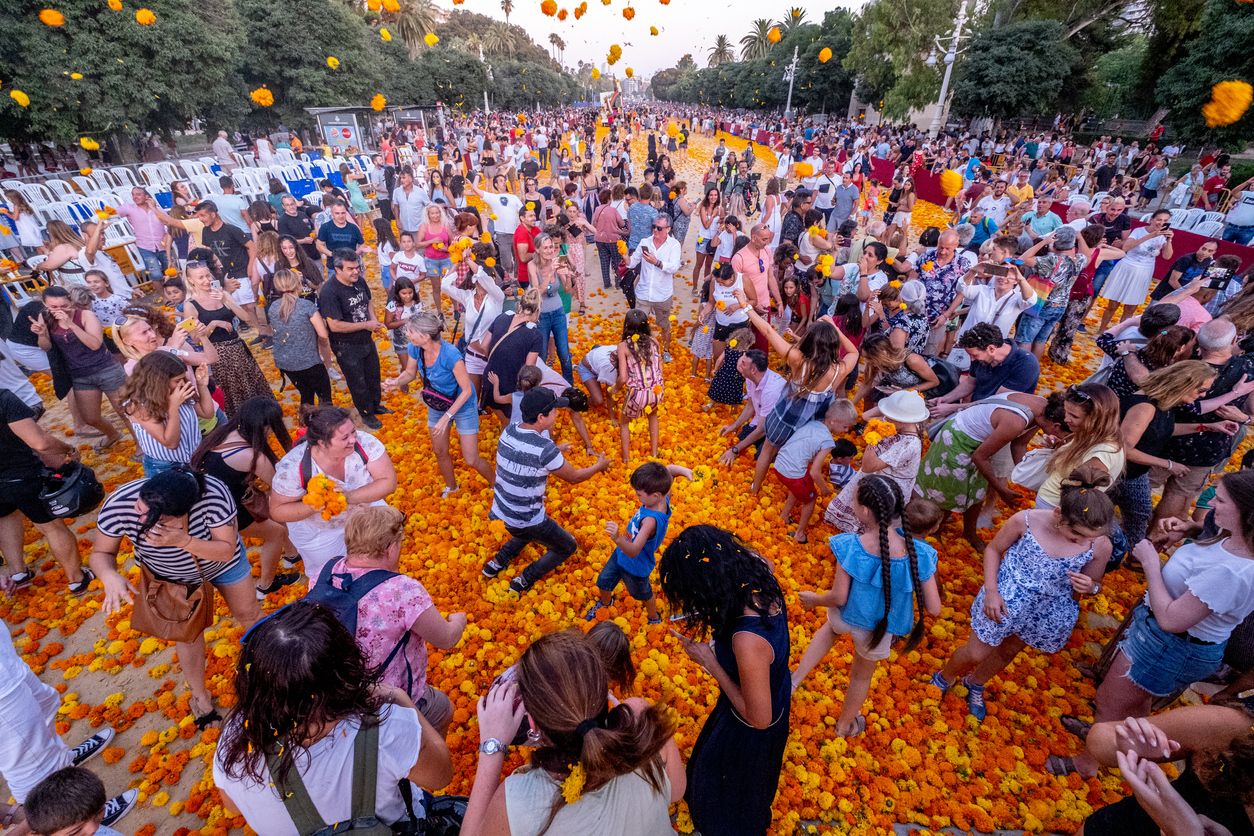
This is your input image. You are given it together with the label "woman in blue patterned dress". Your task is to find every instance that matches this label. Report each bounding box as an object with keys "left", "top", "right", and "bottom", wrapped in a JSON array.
[{"left": 930, "top": 465, "right": 1113, "bottom": 721}]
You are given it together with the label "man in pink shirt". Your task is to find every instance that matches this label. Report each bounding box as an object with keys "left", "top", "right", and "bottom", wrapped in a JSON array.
[
  {"left": 730, "top": 223, "right": 782, "bottom": 351},
  {"left": 115, "top": 187, "right": 169, "bottom": 279}
]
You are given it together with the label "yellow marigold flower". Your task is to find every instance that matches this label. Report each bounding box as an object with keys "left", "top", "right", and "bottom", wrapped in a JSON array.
[
  {"left": 371, "top": 93, "right": 387, "bottom": 111},
  {"left": 622, "top": 5, "right": 635, "bottom": 19},
  {"left": 818, "top": 47, "right": 832, "bottom": 63},
  {"left": 424, "top": 32, "right": 439, "bottom": 47},
  {"left": 10, "top": 90, "right": 31, "bottom": 108},
  {"left": 249, "top": 87, "right": 274, "bottom": 107},
  {"left": 326, "top": 56, "right": 341, "bottom": 70},
  {"left": 379, "top": 26, "right": 392, "bottom": 41},
  {"left": 541, "top": 0, "right": 558, "bottom": 15},
  {"left": 80, "top": 167, "right": 93, "bottom": 176},
  {"left": 767, "top": 26, "right": 781, "bottom": 43},
  {"left": 107, "top": 0, "right": 122, "bottom": 10},
  {"left": 382, "top": 0, "right": 400, "bottom": 10},
  {"left": 1202, "top": 80, "right": 1253, "bottom": 128},
  {"left": 69, "top": 72, "right": 83, "bottom": 80}
]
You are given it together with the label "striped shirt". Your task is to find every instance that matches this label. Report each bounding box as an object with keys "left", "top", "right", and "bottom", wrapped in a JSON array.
[
  {"left": 95, "top": 474, "right": 243, "bottom": 583},
  {"left": 490, "top": 424, "right": 564, "bottom": 528},
  {"left": 131, "top": 401, "right": 202, "bottom": 464}
]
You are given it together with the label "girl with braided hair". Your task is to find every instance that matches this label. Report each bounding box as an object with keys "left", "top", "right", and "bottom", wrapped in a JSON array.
[
  {"left": 792, "top": 474, "right": 941, "bottom": 738},
  {"left": 931, "top": 464, "right": 1114, "bottom": 723}
]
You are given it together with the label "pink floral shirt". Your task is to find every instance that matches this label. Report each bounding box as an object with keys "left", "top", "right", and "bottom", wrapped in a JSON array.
[{"left": 328, "top": 558, "right": 434, "bottom": 700}]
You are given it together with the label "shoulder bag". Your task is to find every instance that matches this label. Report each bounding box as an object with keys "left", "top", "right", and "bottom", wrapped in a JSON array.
[{"left": 130, "top": 556, "right": 215, "bottom": 644}]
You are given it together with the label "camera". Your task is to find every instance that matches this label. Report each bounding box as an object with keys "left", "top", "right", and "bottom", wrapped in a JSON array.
[{"left": 747, "top": 172, "right": 762, "bottom": 183}]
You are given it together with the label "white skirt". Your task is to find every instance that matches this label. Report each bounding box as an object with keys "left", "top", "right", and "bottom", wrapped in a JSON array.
[{"left": 1099, "top": 258, "right": 1155, "bottom": 305}]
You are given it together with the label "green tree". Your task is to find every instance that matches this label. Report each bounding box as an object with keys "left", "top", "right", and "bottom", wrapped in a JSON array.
[
  {"left": 1082, "top": 37, "right": 1149, "bottom": 118},
  {"left": 708, "top": 35, "right": 734, "bottom": 67},
  {"left": 950, "top": 20, "right": 1080, "bottom": 121},
  {"left": 0, "top": 0, "right": 245, "bottom": 143},
  {"left": 778, "top": 7, "right": 807, "bottom": 35},
  {"left": 844, "top": 0, "right": 957, "bottom": 117},
  {"left": 740, "top": 19, "right": 774, "bottom": 61},
  {"left": 1156, "top": 0, "right": 1254, "bottom": 148},
  {"left": 391, "top": 0, "right": 439, "bottom": 59},
  {"left": 500, "top": 0, "right": 513, "bottom": 23}
]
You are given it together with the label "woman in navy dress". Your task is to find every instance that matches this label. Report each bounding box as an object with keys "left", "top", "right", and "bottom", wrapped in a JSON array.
[{"left": 659, "top": 525, "right": 790, "bottom": 835}]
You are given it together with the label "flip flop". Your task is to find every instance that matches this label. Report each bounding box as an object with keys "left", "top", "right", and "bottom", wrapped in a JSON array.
[
  {"left": 1060, "top": 714, "right": 1092, "bottom": 739},
  {"left": 92, "top": 435, "right": 121, "bottom": 452},
  {"left": 1045, "top": 754, "right": 1079, "bottom": 777},
  {"left": 837, "top": 715, "right": 867, "bottom": 738}
]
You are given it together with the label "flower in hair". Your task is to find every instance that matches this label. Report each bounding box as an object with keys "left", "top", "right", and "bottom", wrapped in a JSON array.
[{"left": 561, "top": 763, "right": 587, "bottom": 804}]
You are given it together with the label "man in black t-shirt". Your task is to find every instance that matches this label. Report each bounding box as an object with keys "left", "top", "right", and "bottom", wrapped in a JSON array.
[
  {"left": 0, "top": 389, "right": 92, "bottom": 593},
  {"left": 277, "top": 195, "right": 321, "bottom": 265},
  {"left": 197, "top": 200, "right": 264, "bottom": 343},
  {"left": 317, "top": 250, "right": 386, "bottom": 429}
]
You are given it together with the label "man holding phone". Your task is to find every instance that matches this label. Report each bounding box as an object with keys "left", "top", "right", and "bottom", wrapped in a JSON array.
[{"left": 628, "top": 215, "right": 682, "bottom": 363}]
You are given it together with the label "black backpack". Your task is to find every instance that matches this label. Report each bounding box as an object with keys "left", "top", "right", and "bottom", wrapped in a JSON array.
[{"left": 305, "top": 560, "right": 414, "bottom": 694}]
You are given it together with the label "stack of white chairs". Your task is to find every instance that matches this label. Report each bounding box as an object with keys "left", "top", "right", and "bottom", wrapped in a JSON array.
[{"left": 1192, "top": 220, "right": 1224, "bottom": 238}]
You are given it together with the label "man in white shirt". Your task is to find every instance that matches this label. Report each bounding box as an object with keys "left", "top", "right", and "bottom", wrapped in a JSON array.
[
  {"left": 975, "top": 179, "right": 1014, "bottom": 226},
  {"left": 628, "top": 214, "right": 682, "bottom": 362},
  {"left": 811, "top": 159, "right": 838, "bottom": 222},
  {"left": 390, "top": 167, "right": 430, "bottom": 235},
  {"left": 801, "top": 151, "right": 824, "bottom": 191},
  {"left": 1065, "top": 200, "right": 1091, "bottom": 232},
  {"left": 1221, "top": 176, "right": 1254, "bottom": 246},
  {"left": 717, "top": 349, "right": 788, "bottom": 464},
  {"left": 944, "top": 264, "right": 1038, "bottom": 369},
  {"left": 469, "top": 174, "right": 524, "bottom": 275},
  {"left": 211, "top": 130, "right": 235, "bottom": 172},
  {"left": 535, "top": 129, "right": 549, "bottom": 170}
]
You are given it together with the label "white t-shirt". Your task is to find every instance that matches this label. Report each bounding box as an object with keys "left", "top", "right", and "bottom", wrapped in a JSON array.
[
  {"left": 270, "top": 432, "right": 389, "bottom": 579},
  {"left": 483, "top": 191, "right": 524, "bottom": 235},
  {"left": 390, "top": 251, "right": 426, "bottom": 284},
  {"left": 1157, "top": 539, "right": 1254, "bottom": 644},
  {"left": 958, "top": 282, "right": 1037, "bottom": 338},
  {"left": 581, "top": 345, "right": 619, "bottom": 385},
  {"left": 712, "top": 276, "right": 749, "bottom": 327},
  {"left": 1122, "top": 227, "right": 1167, "bottom": 268},
  {"left": 774, "top": 420, "right": 835, "bottom": 479},
  {"left": 213, "top": 705, "right": 422, "bottom": 836},
  {"left": 377, "top": 242, "right": 395, "bottom": 269},
  {"left": 976, "top": 194, "right": 1013, "bottom": 226},
  {"left": 1225, "top": 191, "right": 1254, "bottom": 227},
  {"left": 0, "top": 626, "right": 28, "bottom": 700}
]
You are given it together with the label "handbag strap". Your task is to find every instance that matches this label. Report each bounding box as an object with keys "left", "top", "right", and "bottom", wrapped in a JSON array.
[{"left": 266, "top": 719, "right": 381, "bottom": 836}]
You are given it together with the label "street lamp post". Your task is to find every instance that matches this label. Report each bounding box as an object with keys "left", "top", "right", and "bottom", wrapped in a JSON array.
[
  {"left": 479, "top": 46, "right": 492, "bottom": 115},
  {"left": 782, "top": 46, "right": 799, "bottom": 121},
  {"left": 926, "top": 0, "right": 971, "bottom": 137}
]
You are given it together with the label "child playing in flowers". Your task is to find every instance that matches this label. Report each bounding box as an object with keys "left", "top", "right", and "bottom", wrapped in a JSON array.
[
  {"left": 930, "top": 465, "right": 1111, "bottom": 722},
  {"left": 824, "top": 390, "right": 926, "bottom": 534},
  {"left": 688, "top": 274, "right": 715, "bottom": 380},
  {"left": 382, "top": 277, "right": 423, "bottom": 392},
  {"left": 576, "top": 344, "right": 620, "bottom": 421},
  {"left": 585, "top": 461, "right": 692, "bottom": 625},
  {"left": 792, "top": 475, "right": 941, "bottom": 738},
  {"left": 617, "top": 308, "right": 663, "bottom": 462},
  {"left": 705, "top": 326, "right": 754, "bottom": 410},
  {"left": 486, "top": 364, "right": 596, "bottom": 454},
  {"left": 772, "top": 400, "right": 858, "bottom": 543}
]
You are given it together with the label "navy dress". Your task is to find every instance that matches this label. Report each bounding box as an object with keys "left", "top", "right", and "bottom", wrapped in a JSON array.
[{"left": 686, "top": 609, "right": 791, "bottom": 835}]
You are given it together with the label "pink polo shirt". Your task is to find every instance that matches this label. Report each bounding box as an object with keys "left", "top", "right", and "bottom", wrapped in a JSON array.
[
  {"left": 731, "top": 244, "right": 773, "bottom": 311},
  {"left": 116, "top": 202, "right": 166, "bottom": 252}
]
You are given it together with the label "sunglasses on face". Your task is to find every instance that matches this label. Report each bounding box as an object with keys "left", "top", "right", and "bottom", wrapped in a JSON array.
[{"left": 653, "top": 224, "right": 668, "bottom": 231}]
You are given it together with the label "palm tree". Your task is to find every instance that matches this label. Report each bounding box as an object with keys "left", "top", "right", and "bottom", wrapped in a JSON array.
[
  {"left": 707, "top": 35, "right": 734, "bottom": 67},
  {"left": 548, "top": 32, "right": 560, "bottom": 60},
  {"left": 392, "top": 0, "right": 439, "bottom": 59},
  {"left": 778, "top": 6, "right": 806, "bottom": 35},
  {"left": 500, "top": 0, "right": 513, "bottom": 22},
  {"left": 554, "top": 34, "right": 566, "bottom": 65},
  {"left": 739, "top": 18, "right": 773, "bottom": 61},
  {"left": 484, "top": 21, "right": 518, "bottom": 57}
]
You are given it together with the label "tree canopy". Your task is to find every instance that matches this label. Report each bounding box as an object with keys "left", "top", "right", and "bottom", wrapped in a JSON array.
[{"left": 950, "top": 20, "right": 1080, "bottom": 122}]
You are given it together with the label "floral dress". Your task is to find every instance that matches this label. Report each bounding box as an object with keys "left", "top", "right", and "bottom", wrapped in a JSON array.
[
  {"left": 885, "top": 309, "right": 930, "bottom": 355},
  {"left": 969, "top": 517, "right": 1093, "bottom": 653},
  {"left": 689, "top": 311, "right": 714, "bottom": 360},
  {"left": 824, "top": 433, "right": 923, "bottom": 533},
  {"left": 622, "top": 340, "right": 663, "bottom": 420}
]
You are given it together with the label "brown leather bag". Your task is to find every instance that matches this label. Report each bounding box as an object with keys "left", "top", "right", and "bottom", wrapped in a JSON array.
[{"left": 130, "top": 561, "right": 214, "bottom": 643}]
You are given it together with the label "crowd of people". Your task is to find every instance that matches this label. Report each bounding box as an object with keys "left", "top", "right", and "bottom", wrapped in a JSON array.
[{"left": 1, "top": 102, "right": 1253, "bottom": 835}]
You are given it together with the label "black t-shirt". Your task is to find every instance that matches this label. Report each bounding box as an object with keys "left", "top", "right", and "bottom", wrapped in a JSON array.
[
  {"left": 278, "top": 211, "right": 319, "bottom": 261},
  {"left": 478, "top": 314, "right": 543, "bottom": 410},
  {"left": 1168, "top": 355, "right": 1254, "bottom": 467},
  {"left": 1083, "top": 767, "right": 1254, "bottom": 836},
  {"left": 8, "top": 301, "right": 44, "bottom": 348},
  {"left": 520, "top": 159, "right": 540, "bottom": 179},
  {"left": 1090, "top": 212, "right": 1131, "bottom": 245},
  {"left": 318, "top": 276, "right": 374, "bottom": 347},
  {"left": 1151, "top": 254, "right": 1212, "bottom": 300},
  {"left": 1094, "top": 164, "right": 1117, "bottom": 192},
  {"left": 0, "top": 389, "right": 44, "bottom": 479},
  {"left": 202, "top": 222, "right": 251, "bottom": 278}
]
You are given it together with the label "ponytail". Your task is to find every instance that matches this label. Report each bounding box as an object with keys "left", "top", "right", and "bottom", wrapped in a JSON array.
[{"left": 1057, "top": 464, "right": 1115, "bottom": 532}]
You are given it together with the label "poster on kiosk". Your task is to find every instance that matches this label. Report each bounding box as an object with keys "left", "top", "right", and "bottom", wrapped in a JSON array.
[{"left": 320, "top": 113, "right": 363, "bottom": 154}]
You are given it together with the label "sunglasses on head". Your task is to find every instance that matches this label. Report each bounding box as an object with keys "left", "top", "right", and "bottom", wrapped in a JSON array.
[{"left": 1066, "top": 385, "right": 1092, "bottom": 402}]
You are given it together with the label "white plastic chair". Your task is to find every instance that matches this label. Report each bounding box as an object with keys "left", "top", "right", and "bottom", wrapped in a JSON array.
[
  {"left": 44, "top": 179, "right": 79, "bottom": 201},
  {"left": 275, "top": 149, "right": 297, "bottom": 164},
  {"left": 18, "top": 182, "right": 55, "bottom": 208},
  {"left": 1200, "top": 211, "right": 1225, "bottom": 226},
  {"left": 108, "top": 167, "right": 141, "bottom": 189},
  {"left": 1191, "top": 220, "right": 1223, "bottom": 238},
  {"left": 71, "top": 175, "right": 98, "bottom": 195},
  {"left": 1088, "top": 191, "right": 1109, "bottom": 208},
  {"left": 179, "top": 159, "right": 212, "bottom": 180},
  {"left": 138, "top": 164, "right": 167, "bottom": 190},
  {"left": 1169, "top": 209, "right": 1191, "bottom": 228},
  {"left": 1, "top": 179, "right": 24, "bottom": 191},
  {"left": 1179, "top": 208, "right": 1205, "bottom": 230}
]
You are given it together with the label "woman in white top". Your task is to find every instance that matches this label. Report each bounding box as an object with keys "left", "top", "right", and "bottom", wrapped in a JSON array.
[
  {"left": 2, "top": 190, "right": 44, "bottom": 254},
  {"left": 214, "top": 602, "right": 452, "bottom": 835},
  {"left": 38, "top": 220, "right": 131, "bottom": 297},
  {"left": 1035, "top": 383, "right": 1124, "bottom": 510},
  {"left": 444, "top": 244, "right": 506, "bottom": 390},
  {"left": 267, "top": 405, "right": 398, "bottom": 581},
  {"left": 1062, "top": 469, "right": 1254, "bottom": 777},
  {"left": 1098, "top": 209, "right": 1174, "bottom": 331},
  {"left": 460, "top": 630, "right": 684, "bottom": 836}
]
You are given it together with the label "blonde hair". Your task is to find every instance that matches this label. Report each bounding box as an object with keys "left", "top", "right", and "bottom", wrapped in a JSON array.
[
  {"left": 515, "top": 287, "right": 542, "bottom": 317},
  {"left": 45, "top": 219, "right": 85, "bottom": 249},
  {"left": 343, "top": 505, "right": 405, "bottom": 557},
  {"left": 1139, "top": 360, "right": 1215, "bottom": 410},
  {"left": 271, "top": 268, "right": 302, "bottom": 322}
]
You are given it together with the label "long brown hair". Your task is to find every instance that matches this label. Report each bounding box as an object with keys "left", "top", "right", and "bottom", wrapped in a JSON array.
[
  {"left": 1200, "top": 469, "right": 1254, "bottom": 555},
  {"left": 861, "top": 332, "right": 908, "bottom": 378},
  {"left": 1056, "top": 464, "right": 1115, "bottom": 531},
  {"left": 518, "top": 630, "right": 673, "bottom": 829},
  {"left": 1140, "top": 325, "right": 1194, "bottom": 370},
  {"left": 120, "top": 351, "right": 187, "bottom": 422},
  {"left": 1048, "top": 384, "right": 1121, "bottom": 477},
  {"left": 1139, "top": 360, "right": 1215, "bottom": 410}
]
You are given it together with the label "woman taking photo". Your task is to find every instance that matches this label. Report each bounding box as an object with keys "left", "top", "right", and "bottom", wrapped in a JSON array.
[
  {"left": 658, "top": 525, "right": 789, "bottom": 835},
  {"left": 267, "top": 269, "right": 333, "bottom": 410},
  {"left": 529, "top": 233, "right": 574, "bottom": 383},
  {"left": 1061, "top": 469, "right": 1254, "bottom": 778},
  {"left": 444, "top": 242, "right": 506, "bottom": 392},
  {"left": 416, "top": 204, "right": 453, "bottom": 308},
  {"left": 184, "top": 261, "right": 275, "bottom": 416},
  {"left": 213, "top": 602, "right": 453, "bottom": 833},
  {"left": 115, "top": 305, "right": 218, "bottom": 374},
  {"left": 461, "top": 629, "right": 684, "bottom": 835},
  {"left": 268, "top": 405, "right": 397, "bottom": 582},
  {"left": 90, "top": 467, "right": 260, "bottom": 726},
  {"left": 121, "top": 352, "right": 216, "bottom": 477},
  {"left": 478, "top": 289, "right": 544, "bottom": 420},
  {"left": 386, "top": 312, "right": 494, "bottom": 498},
  {"left": 191, "top": 396, "right": 299, "bottom": 599}
]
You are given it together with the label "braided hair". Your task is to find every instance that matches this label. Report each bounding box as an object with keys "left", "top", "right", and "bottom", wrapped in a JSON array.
[{"left": 856, "top": 475, "right": 927, "bottom": 650}]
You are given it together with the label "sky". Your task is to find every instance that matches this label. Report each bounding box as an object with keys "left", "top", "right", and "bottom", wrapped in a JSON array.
[{"left": 435, "top": 0, "right": 866, "bottom": 77}]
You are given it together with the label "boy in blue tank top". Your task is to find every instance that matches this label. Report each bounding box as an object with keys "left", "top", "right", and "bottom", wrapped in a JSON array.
[{"left": 585, "top": 461, "right": 692, "bottom": 624}]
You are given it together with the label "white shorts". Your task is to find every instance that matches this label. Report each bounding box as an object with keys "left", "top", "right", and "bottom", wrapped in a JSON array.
[
  {"left": 892, "top": 211, "right": 913, "bottom": 227},
  {"left": 0, "top": 666, "right": 72, "bottom": 803},
  {"left": 827, "top": 607, "right": 893, "bottom": 661},
  {"left": 231, "top": 279, "right": 257, "bottom": 305},
  {"left": 463, "top": 350, "right": 487, "bottom": 376}
]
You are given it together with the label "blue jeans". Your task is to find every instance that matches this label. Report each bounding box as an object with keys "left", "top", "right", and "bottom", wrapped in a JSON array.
[
  {"left": 380, "top": 264, "right": 393, "bottom": 290},
  {"left": 1221, "top": 223, "right": 1254, "bottom": 246},
  {"left": 1092, "top": 259, "right": 1118, "bottom": 295},
  {"left": 537, "top": 308, "right": 573, "bottom": 382},
  {"left": 142, "top": 456, "right": 179, "bottom": 478},
  {"left": 137, "top": 247, "right": 168, "bottom": 278},
  {"left": 1015, "top": 304, "right": 1066, "bottom": 347}
]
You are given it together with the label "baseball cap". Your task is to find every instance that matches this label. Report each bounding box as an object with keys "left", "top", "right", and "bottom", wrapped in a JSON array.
[{"left": 520, "top": 388, "right": 569, "bottom": 423}]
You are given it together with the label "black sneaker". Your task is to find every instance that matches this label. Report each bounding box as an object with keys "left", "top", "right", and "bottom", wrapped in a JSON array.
[
  {"left": 482, "top": 558, "right": 506, "bottom": 578},
  {"left": 256, "top": 572, "right": 302, "bottom": 600},
  {"left": 362, "top": 414, "right": 383, "bottom": 430},
  {"left": 9, "top": 570, "right": 35, "bottom": 588},
  {"left": 101, "top": 789, "right": 139, "bottom": 828},
  {"left": 70, "top": 728, "right": 114, "bottom": 766},
  {"left": 374, "top": 405, "right": 393, "bottom": 415},
  {"left": 508, "top": 576, "right": 532, "bottom": 594},
  {"left": 67, "top": 568, "right": 95, "bottom": 596},
  {"left": 280, "top": 554, "right": 302, "bottom": 570}
]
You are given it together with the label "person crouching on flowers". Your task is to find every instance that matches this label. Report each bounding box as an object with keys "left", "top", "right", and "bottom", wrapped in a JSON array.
[{"left": 930, "top": 465, "right": 1113, "bottom": 722}]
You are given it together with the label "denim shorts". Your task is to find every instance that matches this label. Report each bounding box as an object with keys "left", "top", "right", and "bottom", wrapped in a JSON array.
[
  {"left": 208, "top": 551, "right": 252, "bottom": 588},
  {"left": 71, "top": 361, "right": 127, "bottom": 392},
  {"left": 1119, "top": 603, "right": 1226, "bottom": 697},
  {"left": 1014, "top": 304, "right": 1065, "bottom": 346},
  {"left": 595, "top": 554, "right": 654, "bottom": 601},
  {"left": 427, "top": 396, "right": 480, "bottom": 434}
]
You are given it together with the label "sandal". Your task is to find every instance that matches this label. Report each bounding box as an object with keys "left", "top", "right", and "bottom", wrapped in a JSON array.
[
  {"left": 837, "top": 715, "right": 867, "bottom": 738},
  {"left": 1045, "top": 754, "right": 1079, "bottom": 777},
  {"left": 1060, "top": 714, "right": 1093, "bottom": 739},
  {"left": 93, "top": 435, "right": 122, "bottom": 452},
  {"left": 189, "top": 694, "right": 221, "bottom": 730}
]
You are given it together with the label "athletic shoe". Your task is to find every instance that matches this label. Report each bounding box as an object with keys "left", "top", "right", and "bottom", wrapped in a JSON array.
[
  {"left": 929, "top": 671, "right": 953, "bottom": 695},
  {"left": 9, "top": 570, "right": 34, "bottom": 588},
  {"left": 256, "top": 572, "right": 302, "bottom": 600},
  {"left": 67, "top": 568, "right": 95, "bottom": 596},
  {"left": 508, "top": 576, "right": 532, "bottom": 594},
  {"left": 70, "top": 728, "right": 115, "bottom": 766},
  {"left": 482, "top": 558, "right": 506, "bottom": 578},
  {"left": 101, "top": 789, "right": 139, "bottom": 828},
  {"left": 362, "top": 414, "right": 383, "bottom": 430},
  {"left": 280, "top": 554, "right": 302, "bottom": 570},
  {"left": 584, "top": 601, "right": 606, "bottom": 621},
  {"left": 963, "top": 677, "right": 987, "bottom": 722}
]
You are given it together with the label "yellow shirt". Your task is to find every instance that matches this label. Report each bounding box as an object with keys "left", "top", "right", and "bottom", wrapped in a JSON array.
[
  {"left": 1007, "top": 183, "right": 1035, "bottom": 205},
  {"left": 1037, "top": 442, "right": 1125, "bottom": 507}
]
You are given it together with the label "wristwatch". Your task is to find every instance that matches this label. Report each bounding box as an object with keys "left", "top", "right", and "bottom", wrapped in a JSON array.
[
  {"left": 1090, "top": 582, "right": 1102, "bottom": 595},
  {"left": 480, "top": 738, "right": 507, "bottom": 756}
]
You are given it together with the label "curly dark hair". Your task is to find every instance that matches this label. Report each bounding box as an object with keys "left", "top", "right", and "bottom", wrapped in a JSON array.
[
  {"left": 658, "top": 525, "right": 784, "bottom": 639},
  {"left": 217, "top": 601, "right": 384, "bottom": 785}
]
